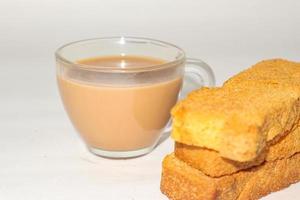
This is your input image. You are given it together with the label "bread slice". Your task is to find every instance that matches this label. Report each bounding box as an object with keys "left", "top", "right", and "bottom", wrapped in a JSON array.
[
  {"left": 175, "top": 125, "right": 300, "bottom": 177},
  {"left": 171, "top": 59, "right": 300, "bottom": 162},
  {"left": 161, "top": 153, "right": 300, "bottom": 200}
]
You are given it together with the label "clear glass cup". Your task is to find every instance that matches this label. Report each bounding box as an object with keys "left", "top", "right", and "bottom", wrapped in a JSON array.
[{"left": 56, "top": 37, "right": 215, "bottom": 158}]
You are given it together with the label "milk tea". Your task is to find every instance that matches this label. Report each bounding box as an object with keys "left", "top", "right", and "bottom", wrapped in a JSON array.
[{"left": 58, "top": 55, "right": 182, "bottom": 151}]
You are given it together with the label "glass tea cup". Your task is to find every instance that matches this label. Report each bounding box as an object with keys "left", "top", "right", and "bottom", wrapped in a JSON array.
[{"left": 56, "top": 37, "right": 215, "bottom": 158}]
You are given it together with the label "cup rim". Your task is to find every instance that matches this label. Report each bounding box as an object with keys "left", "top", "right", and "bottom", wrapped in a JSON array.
[{"left": 55, "top": 36, "right": 186, "bottom": 73}]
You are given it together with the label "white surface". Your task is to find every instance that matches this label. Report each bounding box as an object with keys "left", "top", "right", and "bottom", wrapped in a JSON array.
[{"left": 1, "top": 0, "right": 300, "bottom": 199}]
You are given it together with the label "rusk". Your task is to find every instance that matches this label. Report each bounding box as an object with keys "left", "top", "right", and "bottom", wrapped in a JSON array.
[
  {"left": 225, "top": 59, "right": 300, "bottom": 87},
  {"left": 161, "top": 153, "right": 300, "bottom": 200},
  {"left": 175, "top": 125, "right": 300, "bottom": 177},
  {"left": 171, "top": 59, "right": 300, "bottom": 161}
]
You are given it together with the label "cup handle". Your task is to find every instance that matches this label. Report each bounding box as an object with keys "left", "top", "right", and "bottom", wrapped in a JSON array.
[
  {"left": 186, "top": 58, "right": 215, "bottom": 86},
  {"left": 163, "top": 58, "right": 215, "bottom": 133},
  {"left": 180, "top": 58, "right": 215, "bottom": 98}
]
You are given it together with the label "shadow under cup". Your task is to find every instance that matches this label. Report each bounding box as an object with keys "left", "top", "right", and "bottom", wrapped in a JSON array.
[{"left": 56, "top": 37, "right": 186, "bottom": 158}]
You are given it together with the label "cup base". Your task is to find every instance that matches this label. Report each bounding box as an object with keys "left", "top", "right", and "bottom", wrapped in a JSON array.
[{"left": 88, "top": 145, "right": 155, "bottom": 158}]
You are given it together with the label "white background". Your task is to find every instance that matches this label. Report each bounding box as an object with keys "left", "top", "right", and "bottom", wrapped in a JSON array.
[{"left": 0, "top": 0, "right": 299, "bottom": 199}]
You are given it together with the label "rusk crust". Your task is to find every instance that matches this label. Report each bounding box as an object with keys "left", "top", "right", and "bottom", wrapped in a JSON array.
[{"left": 225, "top": 59, "right": 300, "bottom": 87}]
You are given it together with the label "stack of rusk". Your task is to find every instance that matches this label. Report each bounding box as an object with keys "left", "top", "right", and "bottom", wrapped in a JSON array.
[{"left": 161, "top": 59, "right": 300, "bottom": 200}]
